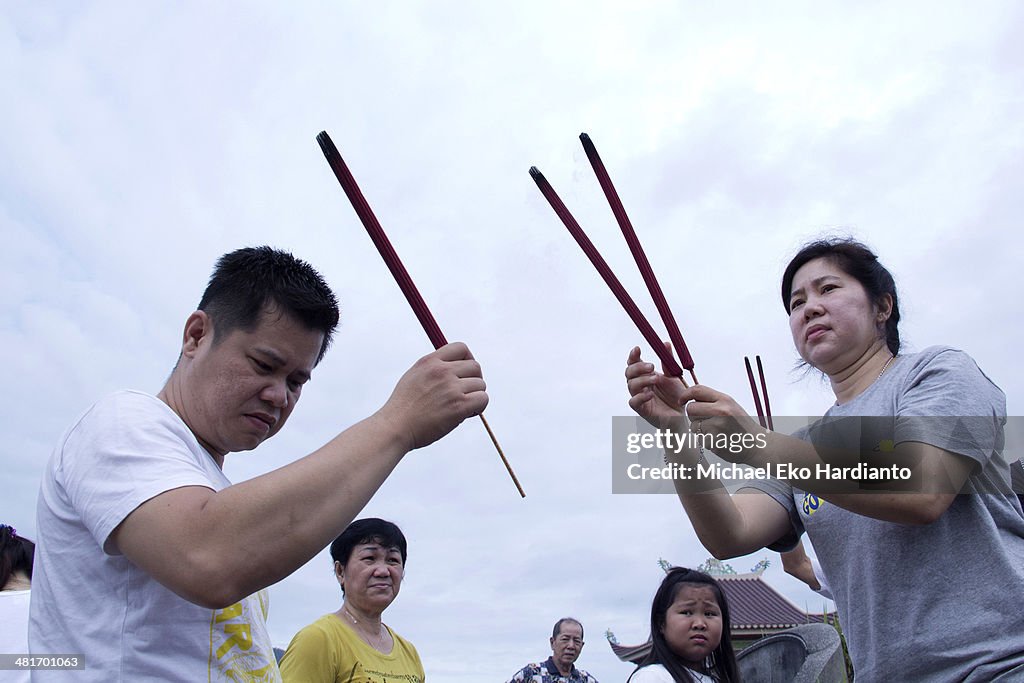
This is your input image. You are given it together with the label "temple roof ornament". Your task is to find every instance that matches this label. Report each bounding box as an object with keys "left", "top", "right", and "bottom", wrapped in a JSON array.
[{"left": 658, "top": 556, "right": 770, "bottom": 576}]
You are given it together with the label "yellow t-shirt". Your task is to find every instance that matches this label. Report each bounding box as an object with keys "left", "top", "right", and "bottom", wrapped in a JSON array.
[{"left": 279, "top": 613, "right": 424, "bottom": 683}]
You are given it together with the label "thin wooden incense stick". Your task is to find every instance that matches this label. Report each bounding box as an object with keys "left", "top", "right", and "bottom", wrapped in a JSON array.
[
  {"left": 317, "top": 131, "right": 525, "bottom": 498},
  {"left": 579, "top": 133, "right": 698, "bottom": 385},
  {"left": 530, "top": 166, "right": 687, "bottom": 384},
  {"left": 755, "top": 355, "right": 774, "bottom": 431},
  {"left": 744, "top": 356, "right": 767, "bottom": 428}
]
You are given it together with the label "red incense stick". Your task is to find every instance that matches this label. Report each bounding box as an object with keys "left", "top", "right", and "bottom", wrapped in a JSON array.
[
  {"left": 317, "top": 131, "right": 525, "bottom": 498},
  {"left": 317, "top": 133, "right": 445, "bottom": 349},
  {"left": 579, "top": 133, "right": 698, "bottom": 385},
  {"left": 530, "top": 166, "right": 687, "bottom": 383},
  {"left": 755, "top": 355, "right": 774, "bottom": 431},
  {"left": 744, "top": 357, "right": 766, "bottom": 428}
]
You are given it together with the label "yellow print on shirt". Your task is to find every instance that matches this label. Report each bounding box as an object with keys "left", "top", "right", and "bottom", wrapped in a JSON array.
[
  {"left": 360, "top": 669, "right": 423, "bottom": 683},
  {"left": 802, "top": 493, "right": 822, "bottom": 516},
  {"left": 344, "top": 665, "right": 424, "bottom": 683},
  {"left": 209, "top": 590, "right": 281, "bottom": 682}
]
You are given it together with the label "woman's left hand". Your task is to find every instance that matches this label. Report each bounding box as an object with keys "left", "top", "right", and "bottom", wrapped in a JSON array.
[{"left": 679, "top": 384, "right": 765, "bottom": 461}]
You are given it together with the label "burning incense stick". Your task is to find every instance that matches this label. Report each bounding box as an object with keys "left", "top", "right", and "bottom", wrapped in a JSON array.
[
  {"left": 317, "top": 131, "right": 524, "bottom": 498},
  {"left": 530, "top": 166, "right": 687, "bottom": 384},
  {"left": 579, "top": 133, "right": 698, "bottom": 385}
]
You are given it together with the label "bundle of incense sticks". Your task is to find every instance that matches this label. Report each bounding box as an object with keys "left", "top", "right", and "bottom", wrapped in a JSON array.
[
  {"left": 531, "top": 133, "right": 697, "bottom": 385},
  {"left": 316, "top": 131, "right": 525, "bottom": 498},
  {"left": 532, "top": 134, "right": 779, "bottom": 432},
  {"left": 578, "top": 134, "right": 696, "bottom": 377}
]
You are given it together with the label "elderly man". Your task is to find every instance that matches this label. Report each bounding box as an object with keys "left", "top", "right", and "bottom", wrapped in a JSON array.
[
  {"left": 507, "top": 617, "right": 599, "bottom": 683},
  {"left": 30, "top": 247, "right": 487, "bottom": 681}
]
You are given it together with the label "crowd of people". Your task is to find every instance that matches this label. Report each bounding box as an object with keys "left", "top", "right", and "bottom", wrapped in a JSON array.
[{"left": 4, "top": 238, "right": 1023, "bottom": 681}]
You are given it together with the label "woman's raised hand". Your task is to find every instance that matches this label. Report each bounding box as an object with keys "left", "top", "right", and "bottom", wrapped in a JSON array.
[{"left": 625, "top": 345, "right": 688, "bottom": 430}]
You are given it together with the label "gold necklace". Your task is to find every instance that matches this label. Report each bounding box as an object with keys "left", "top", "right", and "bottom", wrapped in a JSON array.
[
  {"left": 835, "top": 354, "right": 896, "bottom": 406},
  {"left": 875, "top": 355, "right": 895, "bottom": 383},
  {"left": 343, "top": 605, "right": 387, "bottom": 651}
]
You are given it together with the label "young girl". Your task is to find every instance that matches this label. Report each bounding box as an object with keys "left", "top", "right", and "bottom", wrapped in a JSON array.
[{"left": 628, "top": 567, "right": 740, "bottom": 683}]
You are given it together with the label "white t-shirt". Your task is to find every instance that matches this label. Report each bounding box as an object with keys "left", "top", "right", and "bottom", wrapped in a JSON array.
[
  {"left": 0, "top": 589, "right": 31, "bottom": 683},
  {"left": 629, "top": 663, "right": 715, "bottom": 682},
  {"left": 30, "top": 391, "right": 281, "bottom": 682}
]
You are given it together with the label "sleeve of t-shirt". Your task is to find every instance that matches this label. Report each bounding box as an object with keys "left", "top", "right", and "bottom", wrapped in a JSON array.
[
  {"left": 56, "top": 392, "right": 222, "bottom": 554},
  {"left": 895, "top": 348, "right": 1006, "bottom": 469},
  {"left": 280, "top": 621, "right": 343, "bottom": 682},
  {"left": 280, "top": 622, "right": 348, "bottom": 683},
  {"left": 738, "top": 478, "right": 805, "bottom": 553}
]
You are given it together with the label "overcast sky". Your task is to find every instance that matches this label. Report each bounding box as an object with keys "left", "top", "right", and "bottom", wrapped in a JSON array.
[{"left": 3, "top": 2, "right": 1022, "bottom": 680}]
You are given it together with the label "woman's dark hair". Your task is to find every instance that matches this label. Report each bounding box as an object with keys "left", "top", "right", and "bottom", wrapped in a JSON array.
[
  {"left": 0, "top": 525, "right": 34, "bottom": 589},
  {"left": 781, "top": 238, "right": 901, "bottom": 356},
  {"left": 198, "top": 246, "right": 340, "bottom": 365},
  {"left": 329, "top": 518, "right": 407, "bottom": 595},
  {"left": 629, "top": 567, "right": 741, "bottom": 683}
]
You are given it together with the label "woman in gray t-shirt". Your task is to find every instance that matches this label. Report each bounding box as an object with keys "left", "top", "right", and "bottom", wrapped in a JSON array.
[{"left": 625, "top": 237, "right": 1024, "bottom": 682}]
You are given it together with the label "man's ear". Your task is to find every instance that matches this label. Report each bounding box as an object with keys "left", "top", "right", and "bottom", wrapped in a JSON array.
[{"left": 181, "top": 311, "right": 213, "bottom": 358}]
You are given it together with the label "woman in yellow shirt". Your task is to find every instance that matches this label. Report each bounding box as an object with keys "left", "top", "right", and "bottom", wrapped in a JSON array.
[{"left": 280, "top": 518, "right": 424, "bottom": 683}]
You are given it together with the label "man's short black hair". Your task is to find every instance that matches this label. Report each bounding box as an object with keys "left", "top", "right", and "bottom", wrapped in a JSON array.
[{"left": 198, "top": 246, "right": 340, "bottom": 365}]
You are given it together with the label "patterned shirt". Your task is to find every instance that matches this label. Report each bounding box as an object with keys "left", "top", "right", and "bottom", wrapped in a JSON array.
[{"left": 507, "top": 656, "right": 599, "bottom": 683}]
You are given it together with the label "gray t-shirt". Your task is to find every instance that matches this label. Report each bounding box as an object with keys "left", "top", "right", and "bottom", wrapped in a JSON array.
[{"left": 744, "top": 347, "right": 1024, "bottom": 682}]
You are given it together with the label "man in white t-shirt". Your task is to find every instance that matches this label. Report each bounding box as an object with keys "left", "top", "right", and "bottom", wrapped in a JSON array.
[{"left": 30, "top": 247, "right": 489, "bottom": 681}]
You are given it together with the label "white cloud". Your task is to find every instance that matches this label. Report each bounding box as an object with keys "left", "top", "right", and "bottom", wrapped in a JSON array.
[{"left": 4, "top": 2, "right": 1022, "bottom": 680}]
